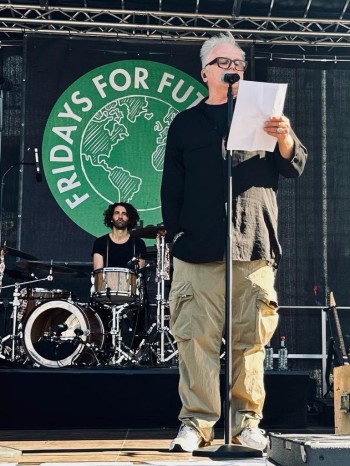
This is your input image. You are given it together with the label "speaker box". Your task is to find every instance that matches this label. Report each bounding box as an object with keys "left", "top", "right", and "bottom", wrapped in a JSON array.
[
  {"left": 262, "top": 371, "right": 309, "bottom": 428},
  {"left": 267, "top": 433, "right": 350, "bottom": 466}
]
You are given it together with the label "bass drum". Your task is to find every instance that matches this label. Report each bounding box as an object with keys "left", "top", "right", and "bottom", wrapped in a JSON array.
[{"left": 22, "top": 300, "right": 104, "bottom": 368}]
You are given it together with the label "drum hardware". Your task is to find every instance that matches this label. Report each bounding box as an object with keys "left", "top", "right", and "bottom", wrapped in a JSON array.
[
  {"left": 70, "top": 328, "right": 101, "bottom": 366},
  {"left": 37, "top": 325, "right": 101, "bottom": 367},
  {"left": 107, "top": 303, "right": 138, "bottom": 365},
  {"left": 155, "top": 230, "right": 177, "bottom": 363},
  {"left": 135, "top": 230, "right": 178, "bottom": 366},
  {"left": 10, "top": 283, "right": 21, "bottom": 362},
  {"left": 135, "top": 305, "right": 178, "bottom": 366},
  {"left": 0, "top": 337, "right": 10, "bottom": 360},
  {"left": 0, "top": 248, "right": 4, "bottom": 289},
  {"left": 0, "top": 272, "right": 54, "bottom": 362},
  {"left": 127, "top": 256, "right": 140, "bottom": 272}
]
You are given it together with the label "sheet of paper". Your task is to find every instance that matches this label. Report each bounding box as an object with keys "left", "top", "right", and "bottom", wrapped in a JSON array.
[{"left": 227, "top": 80, "right": 288, "bottom": 152}]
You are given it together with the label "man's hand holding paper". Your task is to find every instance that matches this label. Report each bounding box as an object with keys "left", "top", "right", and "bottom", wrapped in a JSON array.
[{"left": 227, "top": 80, "right": 289, "bottom": 152}]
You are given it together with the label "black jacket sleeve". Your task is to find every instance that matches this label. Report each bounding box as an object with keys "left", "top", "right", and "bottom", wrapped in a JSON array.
[
  {"left": 160, "top": 115, "right": 185, "bottom": 241},
  {"left": 273, "top": 129, "right": 308, "bottom": 178}
]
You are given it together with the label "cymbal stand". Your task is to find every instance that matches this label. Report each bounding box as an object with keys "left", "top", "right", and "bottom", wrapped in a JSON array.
[
  {"left": 109, "top": 303, "right": 136, "bottom": 365},
  {"left": 154, "top": 233, "right": 177, "bottom": 364},
  {"left": 10, "top": 282, "right": 20, "bottom": 361},
  {"left": 0, "top": 248, "right": 4, "bottom": 290},
  {"left": 133, "top": 233, "right": 177, "bottom": 366},
  {"left": 0, "top": 274, "right": 53, "bottom": 362}
]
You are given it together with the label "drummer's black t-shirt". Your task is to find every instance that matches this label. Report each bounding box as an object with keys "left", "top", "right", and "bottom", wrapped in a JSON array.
[{"left": 91, "top": 234, "right": 147, "bottom": 269}]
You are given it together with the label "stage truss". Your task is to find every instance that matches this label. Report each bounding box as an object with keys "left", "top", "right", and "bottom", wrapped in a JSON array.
[{"left": 0, "top": 1, "right": 350, "bottom": 60}]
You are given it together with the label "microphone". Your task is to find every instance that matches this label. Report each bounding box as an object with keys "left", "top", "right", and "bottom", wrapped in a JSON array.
[
  {"left": 73, "top": 328, "right": 84, "bottom": 345},
  {"left": 127, "top": 257, "right": 139, "bottom": 273},
  {"left": 55, "top": 322, "right": 68, "bottom": 338},
  {"left": 221, "top": 73, "right": 240, "bottom": 85},
  {"left": 34, "top": 147, "right": 42, "bottom": 182}
]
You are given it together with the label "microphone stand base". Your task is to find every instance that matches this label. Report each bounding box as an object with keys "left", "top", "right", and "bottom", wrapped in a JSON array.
[{"left": 193, "top": 443, "right": 264, "bottom": 458}]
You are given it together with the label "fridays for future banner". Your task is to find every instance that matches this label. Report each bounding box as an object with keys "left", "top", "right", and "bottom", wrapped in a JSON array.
[{"left": 21, "top": 36, "right": 206, "bottom": 261}]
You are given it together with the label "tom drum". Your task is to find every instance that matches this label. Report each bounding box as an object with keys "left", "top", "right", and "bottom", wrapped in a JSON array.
[{"left": 20, "top": 288, "right": 73, "bottom": 318}]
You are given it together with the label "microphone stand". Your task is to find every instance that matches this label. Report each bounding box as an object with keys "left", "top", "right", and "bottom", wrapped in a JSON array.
[
  {"left": 194, "top": 76, "right": 262, "bottom": 458},
  {"left": 224, "top": 80, "right": 235, "bottom": 446}
]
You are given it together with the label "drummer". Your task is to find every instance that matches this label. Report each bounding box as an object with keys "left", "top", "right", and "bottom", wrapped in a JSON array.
[{"left": 92, "top": 202, "right": 147, "bottom": 270}]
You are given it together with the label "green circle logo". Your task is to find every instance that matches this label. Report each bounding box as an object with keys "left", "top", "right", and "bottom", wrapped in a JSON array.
[{"left": 42, "top": 60, "right": 207, "bottom": 237}]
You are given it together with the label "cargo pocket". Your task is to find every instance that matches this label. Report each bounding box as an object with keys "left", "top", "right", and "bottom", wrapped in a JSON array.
[
  {"left": 257, "top": 292, "right": 279, "bottom": 346},
  {"left": 169, "top": 281, "right": 194, "bottom": 343}
]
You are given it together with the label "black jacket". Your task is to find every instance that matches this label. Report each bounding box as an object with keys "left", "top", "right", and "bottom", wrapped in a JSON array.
[{"left": 161, "top": 99, "right": 307, "bottom": 265}]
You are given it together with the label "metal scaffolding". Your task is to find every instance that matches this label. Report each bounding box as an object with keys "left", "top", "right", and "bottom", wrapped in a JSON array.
[{"left": 1, "top": 2, "right": 350, "bottom": 59}]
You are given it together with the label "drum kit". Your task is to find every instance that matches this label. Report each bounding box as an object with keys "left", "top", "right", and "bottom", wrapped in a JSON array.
[{"left": 0, "top": 226, "right": 178, "bottom": 369}]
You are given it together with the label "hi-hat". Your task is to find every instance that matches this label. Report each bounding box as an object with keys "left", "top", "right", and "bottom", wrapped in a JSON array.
[
  {"left": 16, "top": 260, "right": 86, "bottom": 277},
  {"left": 1, "top": 245, "right": 38, "bottom": 261},
  {"left": 130, "top": 224, "right": 166, "bottom": 239}
]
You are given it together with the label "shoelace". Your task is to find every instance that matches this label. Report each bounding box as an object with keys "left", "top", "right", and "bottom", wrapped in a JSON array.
[
  {"left": 238, "top": 427, "right": 266, "bottom": 440},
  {"left": 178, "top": 425, "right": 194, "bottom": 436}
]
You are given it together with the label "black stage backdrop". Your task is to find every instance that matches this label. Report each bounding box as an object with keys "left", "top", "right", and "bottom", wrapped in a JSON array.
[
  {"left": 19, "top": 35, "right": 207, "bottom": 302},
  {"left": 266, "top": 62, "right": 350, "bottom": 369},
  {"left": 0, "top": 36, "right": 349, "bottom": 377}
]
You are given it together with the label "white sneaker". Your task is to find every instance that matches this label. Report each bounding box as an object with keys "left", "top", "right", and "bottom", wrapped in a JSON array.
[
  {"left": 233, "top": 427, "right": 267, "bottom": 451},
  {"left": 169, "top": 424, "right": 207, "bottom": 452}
]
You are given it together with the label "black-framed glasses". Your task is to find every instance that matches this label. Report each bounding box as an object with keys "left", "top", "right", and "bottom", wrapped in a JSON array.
[{"left": 205, "top": 56, "right": 248, "bottom": 71}]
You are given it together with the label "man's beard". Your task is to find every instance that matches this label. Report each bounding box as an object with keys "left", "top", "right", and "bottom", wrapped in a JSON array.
[{"left": 113, "top": 219, "right": 128, "bottom": 230}]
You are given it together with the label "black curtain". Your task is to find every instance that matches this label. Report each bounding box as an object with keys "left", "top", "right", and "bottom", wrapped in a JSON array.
[{"left": 263, "top": 61, "right": 350, "bottom": 371}]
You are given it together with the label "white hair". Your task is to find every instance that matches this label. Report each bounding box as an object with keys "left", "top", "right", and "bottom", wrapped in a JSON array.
[{"left": 200, "top": 32, "right": 245, "bottom": 68}]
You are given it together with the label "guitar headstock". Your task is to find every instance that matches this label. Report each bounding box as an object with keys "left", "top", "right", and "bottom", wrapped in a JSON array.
[{"left": 327, "top": 291, "right": 336, "bottom": 308}]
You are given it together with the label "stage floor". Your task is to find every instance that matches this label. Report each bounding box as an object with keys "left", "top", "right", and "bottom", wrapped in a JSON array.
[
  {"left": 0, "top": 365, "right": 335, "bottom": 464},
  {"left": 0, "top": 424, "right": 335, "bottom": 465}
]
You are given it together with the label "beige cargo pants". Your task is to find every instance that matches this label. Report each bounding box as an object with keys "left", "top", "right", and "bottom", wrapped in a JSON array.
[{"left": 169, "top": 257, "right": 279, "bottom": 442}]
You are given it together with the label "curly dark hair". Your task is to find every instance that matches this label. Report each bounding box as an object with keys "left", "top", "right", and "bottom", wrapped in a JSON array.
[{"left": 103, "top": 202, "right": 140, "bottom": 231}]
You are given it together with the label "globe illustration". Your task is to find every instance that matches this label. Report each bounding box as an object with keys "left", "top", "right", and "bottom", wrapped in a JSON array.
[{"left": 80, "top": 95, "right": 177, "bottom": 225}]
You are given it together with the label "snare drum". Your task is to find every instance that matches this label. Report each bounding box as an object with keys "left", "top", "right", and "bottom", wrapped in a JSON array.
[{"left": 93, "top": 267, "right": 137, "bottom": 304}]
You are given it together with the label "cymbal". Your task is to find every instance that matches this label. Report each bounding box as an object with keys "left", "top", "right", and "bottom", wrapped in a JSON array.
[
  {"left": 5, "top": 268, "right": 32, "bottom": 280},
  {"left": 130, "top": 224, "right": 166, "bottom": 239},
  {"left": 54, "top": 261, "right": 93, "bottom": 270},
  {"left": 1, "top": 245, "right": 38, "bottom": 261},
  {"left": 16, "top": 260, "right": 86, "bottom": 277}
]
